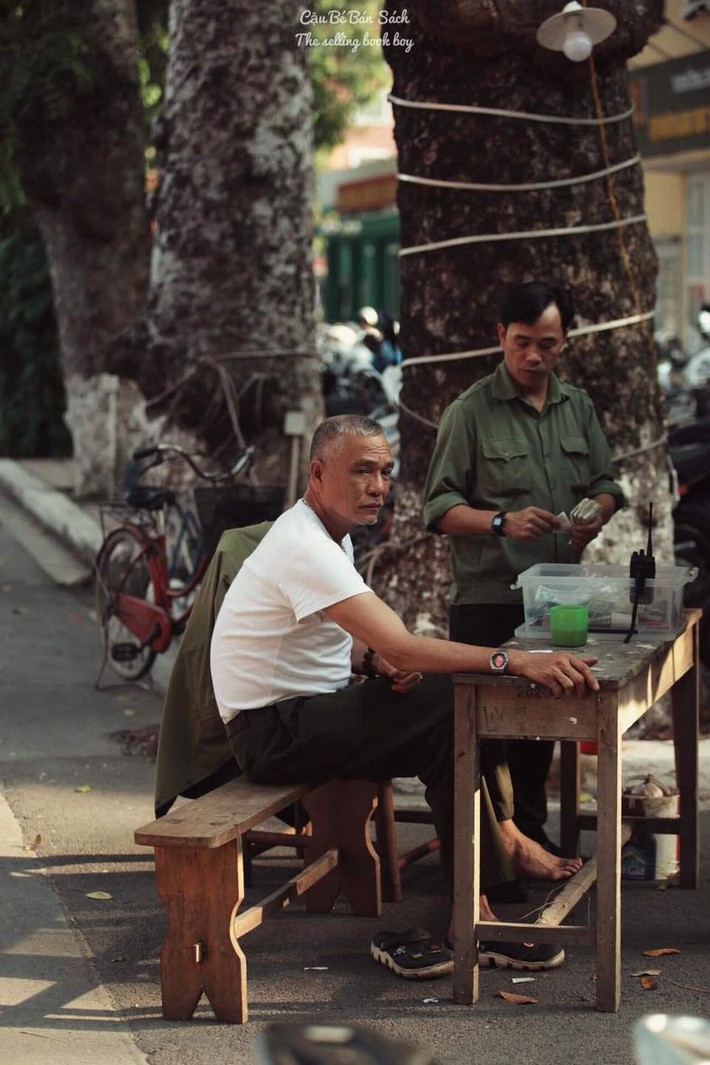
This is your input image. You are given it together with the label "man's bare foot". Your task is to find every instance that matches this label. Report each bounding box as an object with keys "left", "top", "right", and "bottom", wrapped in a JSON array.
[
  {"left": 498, "top": 819, "right": 582, "bottom": 880},
  {"left": 448, "top": 894, "right": 498, "bottom": 943}
]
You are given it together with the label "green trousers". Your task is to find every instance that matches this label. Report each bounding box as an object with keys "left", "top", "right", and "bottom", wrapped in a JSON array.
[{"left": 226, "top": 673, "right": 514, "bottom": 894}]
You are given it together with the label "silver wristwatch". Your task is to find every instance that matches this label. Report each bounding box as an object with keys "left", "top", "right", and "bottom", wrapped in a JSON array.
[{"left": 489, "top": 649, "right": 509, "bottom": 674}]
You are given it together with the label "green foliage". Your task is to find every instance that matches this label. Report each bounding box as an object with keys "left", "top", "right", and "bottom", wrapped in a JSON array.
[
  {"left": 0, "top": 2, "right": 92, "bottom": 211},
  {"left": 0, "top": 220, "right": 71, "bottom": 456},
  {"left": 310, "top": 0, "right": 391, "bottom": 151},
  {"left": 136, "top": 0, "right": 169, "bottom": 127}
]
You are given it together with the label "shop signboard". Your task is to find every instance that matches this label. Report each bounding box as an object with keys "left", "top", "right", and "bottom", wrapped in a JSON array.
[{"left": 629, "top": 49, "right": 710, "bottom": 157}]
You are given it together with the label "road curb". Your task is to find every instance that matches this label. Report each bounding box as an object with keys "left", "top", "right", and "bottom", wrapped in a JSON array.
[{"left": 0, "top": 459, "right": 102, "bottom": 564}]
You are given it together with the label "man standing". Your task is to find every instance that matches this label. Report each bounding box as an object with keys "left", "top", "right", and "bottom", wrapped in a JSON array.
[
  {"left": 424, "top": 281, "right": 623, "bottom": 864},
  {"left": 211, "top": 414, "right": 596, "bottom": 981}
]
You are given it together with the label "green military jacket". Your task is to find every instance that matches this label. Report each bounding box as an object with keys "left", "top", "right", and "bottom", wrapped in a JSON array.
[
  {"left": 154, "top": 521, "right": 273, "bottom": 817},
  {"left": 423, "top": 364, "right": 624, "bottom": 606}
]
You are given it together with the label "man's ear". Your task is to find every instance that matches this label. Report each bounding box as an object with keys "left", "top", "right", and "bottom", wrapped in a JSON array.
[
  {"left": 497, "top": 322, "right": 506, "bottom": 346},
  {"left": 311, "top": 457, "right": 324, "bottom": 483}
]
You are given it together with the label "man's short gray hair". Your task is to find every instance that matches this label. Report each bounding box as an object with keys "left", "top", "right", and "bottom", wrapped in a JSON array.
[{"left": 310, "top": 414, "right": 385, "bottom": 461}]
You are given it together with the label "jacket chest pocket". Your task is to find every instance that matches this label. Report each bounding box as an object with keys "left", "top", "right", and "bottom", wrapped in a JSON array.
[
  {"left": 560, "top": 435, "right": 591, "bottom": 492},
  {"left": 480, "top": 438, "right": 529, "bottom": 496}
]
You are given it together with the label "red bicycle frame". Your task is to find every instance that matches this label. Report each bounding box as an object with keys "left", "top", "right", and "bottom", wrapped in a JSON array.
[{"left": 99, "top": 510, "right": 208, "bottom": 656}]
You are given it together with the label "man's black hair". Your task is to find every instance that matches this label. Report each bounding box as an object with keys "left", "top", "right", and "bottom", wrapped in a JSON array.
[{"left": 499, "top": 281, "right": 575, "bottom": 333}]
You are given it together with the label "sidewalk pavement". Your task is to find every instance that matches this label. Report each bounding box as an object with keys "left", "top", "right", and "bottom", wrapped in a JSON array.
[{"left": 1, "top": 455, "right": 710, "bottom": 1065}]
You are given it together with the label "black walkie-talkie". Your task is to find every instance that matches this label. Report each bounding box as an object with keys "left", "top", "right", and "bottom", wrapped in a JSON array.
[{"left": 625, "top": 503, "right": 656, "bottom": 643}]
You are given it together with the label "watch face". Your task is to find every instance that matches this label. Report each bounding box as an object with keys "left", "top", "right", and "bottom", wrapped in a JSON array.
[{"left": 490, "top": 650, "right": 508, "bottom": 671}]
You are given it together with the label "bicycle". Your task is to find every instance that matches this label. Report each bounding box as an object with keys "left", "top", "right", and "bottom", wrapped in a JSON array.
[{"left": 94, "top": 442, "right": 283, "bottom": 685}]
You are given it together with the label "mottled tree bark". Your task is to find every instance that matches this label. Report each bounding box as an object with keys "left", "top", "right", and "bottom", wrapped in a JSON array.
[
  {"left": 16, "top": 0, "right": 151, "bottom": 496},
  {"left": 145, "top": 0, "right": 321, "bottom": 479},
  {"left": 381, "top": 0, "right": 667, "bottom": 632}
]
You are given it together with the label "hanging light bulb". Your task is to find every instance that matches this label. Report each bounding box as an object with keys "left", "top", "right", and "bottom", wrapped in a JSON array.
[
  {"left": 563, "top": 26, "right": 593, "bottom": 62},
  {"left": 536, "top": 2, "right": 616, "bottom": 63}
]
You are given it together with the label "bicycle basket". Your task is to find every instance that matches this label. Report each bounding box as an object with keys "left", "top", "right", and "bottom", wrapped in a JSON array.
[{"left": 193, "top": 484, "right": 284, "bottom": 558}]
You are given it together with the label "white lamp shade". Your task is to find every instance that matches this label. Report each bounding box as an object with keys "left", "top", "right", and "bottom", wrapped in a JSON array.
[{"left": 536, "top": 2, "right": 617, "bottom": 51}]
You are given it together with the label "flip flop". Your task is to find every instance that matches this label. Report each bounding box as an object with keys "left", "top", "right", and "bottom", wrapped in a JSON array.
[{"left": 370, "top": 928, "right": 453, "bottom": 979}]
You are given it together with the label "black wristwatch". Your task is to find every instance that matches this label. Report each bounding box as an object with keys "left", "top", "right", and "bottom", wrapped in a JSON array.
[
  {"left": 491, "top": 511, "right": 507, "bottom": 537},
  {"left": 489, "top": 649, "right": 509, "bottom": 675}
]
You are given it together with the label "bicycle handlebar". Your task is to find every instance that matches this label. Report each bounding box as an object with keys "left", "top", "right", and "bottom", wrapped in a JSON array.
[{"left": 131, "top": 442, "right": 254, "bottom": 482}]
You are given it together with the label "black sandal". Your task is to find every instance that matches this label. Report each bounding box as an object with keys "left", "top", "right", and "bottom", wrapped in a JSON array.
[{"left": 370, "top": 928, "right": 453, "bottom": 980}]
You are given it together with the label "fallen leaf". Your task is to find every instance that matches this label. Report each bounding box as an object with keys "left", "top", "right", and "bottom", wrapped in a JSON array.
[
  {"left": 641, "top": 976, "right": 658, "bottom": 990},
  {"left": 86, "top": 891, "right": 112, "bottom": 900},
  {"left": 12, "top": 606, "right": 28, "bottom": 615},
  {"left": 499, "top": 991, "right": 538, "bottom": 1004},
  {"left": 23, "top": 833, "right": 42, "bottom": 853},
  {"left": 122, "top": 708, "right": 136, "bottom": 717},
  {"left": 422, "top": 997, "right": 439, "bottom": 1004},
  {"left": 75, "top": 784, "right": 92, "bottom": 793},
  {"left": 631, "top": 969, "right": 661, "bottom": 977},
  {"left": 643, "top": 948, "right": 681, "bottom": 957}
]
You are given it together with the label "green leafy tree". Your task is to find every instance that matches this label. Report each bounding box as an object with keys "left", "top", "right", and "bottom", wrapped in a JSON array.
[
  {"left": 0, "top": 220, "right": 71, "bottom": 456},
  {"left": 310, "top": 0, "right": 391, "bottom": 152}
]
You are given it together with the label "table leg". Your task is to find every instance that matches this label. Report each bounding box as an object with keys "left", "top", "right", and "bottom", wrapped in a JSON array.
[
  {"left": 453, "top": 684, "right": 479, "bottom": 1005},
  {"left": 560, "top": 740, "right": 581, "bottom": 857},
  {"left": 595, "top": 692, "right": 622, "bottom": 1013},
  {"left": 672, "top": 620, "right": 700, "bottom": 890}
]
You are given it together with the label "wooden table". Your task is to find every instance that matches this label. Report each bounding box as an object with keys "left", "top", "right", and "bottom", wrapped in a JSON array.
[{"left": 452, "top": 608, "right": 701, "bottom": 1013}]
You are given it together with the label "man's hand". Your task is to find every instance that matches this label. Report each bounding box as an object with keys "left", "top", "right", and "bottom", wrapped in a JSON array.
[
  {"left": 375, "top": 653, "right": 423, "bottom": 694},
  {"left": 504, "top": 506, "right": 558, "bottom": 541},
  {"left": 570, "top": 512, "right": 604, "bottom": 552},
  {"left": 510, "top": 649, "right": 600, "bottom": 698}
]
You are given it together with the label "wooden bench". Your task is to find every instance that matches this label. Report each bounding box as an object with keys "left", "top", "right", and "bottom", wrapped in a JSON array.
[{"left": 135, "top": 776, "right": 383, "bottom": 1023}]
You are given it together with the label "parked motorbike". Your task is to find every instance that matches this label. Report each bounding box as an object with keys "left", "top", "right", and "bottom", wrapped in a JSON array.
[
  {"left": 683, "top": 304, "right": 710, "bottom": 418},
  {"left": 656, "top": 329, "right": 695, "bottom": 425},
  {"left": 668, "top": 416, "right": 710, "bottom": 665}
]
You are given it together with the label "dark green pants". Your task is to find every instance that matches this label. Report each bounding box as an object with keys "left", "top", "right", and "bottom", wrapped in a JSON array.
[{"left": 226, "top": 673, "right": 514, "bottom": 894}]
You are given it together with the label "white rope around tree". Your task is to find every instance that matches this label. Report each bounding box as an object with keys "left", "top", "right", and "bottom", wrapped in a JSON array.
[
  {"left": 400, "top": 214, "right": 648, "bottom": 258},
  {"left": 398, "top": 154, "right": 641, "bottom": 194},
  {"left": 388, "top": 93, "right": 635, "bottom": 125}
]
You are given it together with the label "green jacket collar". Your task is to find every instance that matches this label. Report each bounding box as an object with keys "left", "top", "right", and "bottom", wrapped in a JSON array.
[{"left": 492, "top": 362, "right": 568, "bottom": 406}]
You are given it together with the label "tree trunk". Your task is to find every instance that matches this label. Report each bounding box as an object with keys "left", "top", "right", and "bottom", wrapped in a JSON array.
[
  {"left": 145, "top": 0, "right": 322, "bottom": 484},
  {"left": 16, "top": 0, "right": 151, "bottom": 496},
  {"left": 381, "top": 0, "right": 667, "bottom": 631}
]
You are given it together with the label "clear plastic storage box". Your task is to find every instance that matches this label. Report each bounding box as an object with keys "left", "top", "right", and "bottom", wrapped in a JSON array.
[{"left": 513, "top": 562, "right": 693, "bottom": 641}]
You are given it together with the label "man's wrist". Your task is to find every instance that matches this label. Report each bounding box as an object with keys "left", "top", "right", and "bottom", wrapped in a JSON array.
[{"left": 505, "top": 649, "right": 527, "bottom": 676}]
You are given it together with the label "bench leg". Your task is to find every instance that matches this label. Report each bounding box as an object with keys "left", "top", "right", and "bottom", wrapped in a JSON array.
[
  {"left": 303, "top": 780, "right": 381, "bottom": 917},
  {"left": 154, "top": 842, "right": 248, "bottom": 1023},
  {"left": 374, "top": 780, "right": 403, "bottom": 903}
]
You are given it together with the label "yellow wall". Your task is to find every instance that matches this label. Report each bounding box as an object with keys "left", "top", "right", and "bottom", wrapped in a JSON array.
[
  {"left": 643, "top": 172, "right": 686, "bottom": 239},
  {"left": 629, "top": 4, "right": 710, "bottom": 252}
]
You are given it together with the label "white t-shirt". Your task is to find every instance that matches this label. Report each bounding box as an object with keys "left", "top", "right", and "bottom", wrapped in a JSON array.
[{"left": 210, "top": 500, "right": 370, "bottom": 722}]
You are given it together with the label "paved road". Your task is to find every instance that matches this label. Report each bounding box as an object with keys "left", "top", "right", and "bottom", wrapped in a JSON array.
[{"left": 2, "top": 512, "right": 710, "bottom": 1065}]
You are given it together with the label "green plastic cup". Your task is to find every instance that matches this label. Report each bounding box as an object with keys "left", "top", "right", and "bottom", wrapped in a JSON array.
[{"left": 550, "top": 604, "right": 589, "bottom": 647}]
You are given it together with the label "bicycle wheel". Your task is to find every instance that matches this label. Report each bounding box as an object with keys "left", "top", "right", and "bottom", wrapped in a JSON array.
[{"left": 95, "top": 528, "right": 158, "bottom": 680}]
